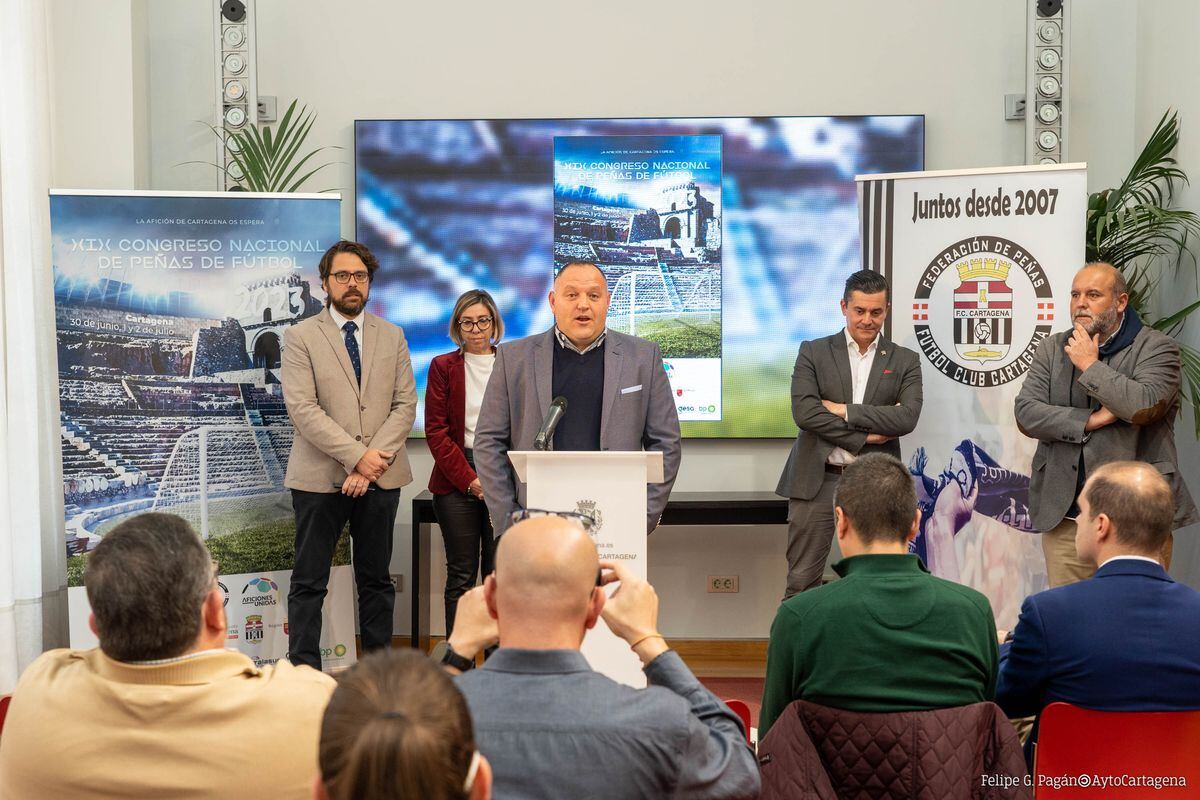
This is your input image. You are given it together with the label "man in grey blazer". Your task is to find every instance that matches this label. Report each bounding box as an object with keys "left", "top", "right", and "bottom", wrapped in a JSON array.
[
  {"left": 1015, "top": 262, "right": 1196, "bottom": 587},
  {"left": 281, "top": 240, "right": 417, "bottom": 668},
  {"left": 474, "top": 261, "right": 681, "bottom": 536},
  {"left": 776, "top": 270, "right": 923, "bottom": 599}
]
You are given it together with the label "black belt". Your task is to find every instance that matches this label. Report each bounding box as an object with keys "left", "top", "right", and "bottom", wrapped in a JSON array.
[{"left": 824, "top": 462, "right": 846, "bottom": 475}]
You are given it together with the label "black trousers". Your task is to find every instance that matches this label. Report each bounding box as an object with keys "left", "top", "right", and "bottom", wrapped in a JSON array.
[
  {"left": 288, "top": 487, "right": 400, "bottom": 669},
  {"left": 433, "top": 487, "right": 495, "bottom": 636}
]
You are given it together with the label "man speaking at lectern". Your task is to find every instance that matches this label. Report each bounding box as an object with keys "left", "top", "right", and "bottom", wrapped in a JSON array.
[{"left": 474, "top": 261, "right": 681, "bottom": 537}]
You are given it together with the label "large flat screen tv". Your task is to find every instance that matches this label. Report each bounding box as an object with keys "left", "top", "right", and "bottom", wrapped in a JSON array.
[{"left": 355, "top": 115, "right": 924, "bottom": 438}]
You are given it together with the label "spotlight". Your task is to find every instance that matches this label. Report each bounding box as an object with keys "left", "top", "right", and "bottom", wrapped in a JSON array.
[
  {"left": 1026, "top": 0, "right": 1069, "bottom": 164},
  {"left": 214, "top": 0, "right": 257, "bottom": 188},
  {"left": 221, "top": 0, "right": 246, "bottom": 22},
  {"left": 1037, "top": 0, "right": 1063, "bottom": 17}
]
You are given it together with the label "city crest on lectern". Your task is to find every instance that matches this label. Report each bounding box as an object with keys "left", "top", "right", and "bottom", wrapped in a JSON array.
[{"left": 575, "top": 499, "right": 604, "bottom": 534}]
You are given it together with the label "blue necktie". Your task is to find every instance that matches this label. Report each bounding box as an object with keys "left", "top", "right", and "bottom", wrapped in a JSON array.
[{"left": 342, "top": 321, "right": 361, "bottom": 385}]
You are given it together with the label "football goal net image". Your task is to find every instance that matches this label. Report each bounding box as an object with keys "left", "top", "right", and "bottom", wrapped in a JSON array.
[
  {"left": 608, "top": 269, "right": 722, "bottom": 358},
  {"left": 152, "top": 425, "right": 295, "bottom": 540}
]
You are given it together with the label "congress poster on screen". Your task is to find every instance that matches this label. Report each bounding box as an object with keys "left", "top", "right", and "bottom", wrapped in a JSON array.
[
  {"left": 857, "top": 164, "right": 1086, "bottom": 628},
  {"left": 553, "top": 134, "right": 723, "bottom": 421},
  {"left": 52, "top": 190, "right": 356, "bottom": 670}
]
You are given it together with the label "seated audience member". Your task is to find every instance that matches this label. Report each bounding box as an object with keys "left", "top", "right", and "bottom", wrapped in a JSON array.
[
  {"left": 996, "top": 461, "right": 1200, "bottom": 737},
  {"left": 443, "top": 516, "right": 760, "bottom": 800},
  {"left": 0, "top": 513, "right": 335, "bottom": 799},
  {"left": 316, "top": 649, "right": 490, "bottom": 800},
  {"left": 759, "top": 453, "right": 999, "bottom": 737}
]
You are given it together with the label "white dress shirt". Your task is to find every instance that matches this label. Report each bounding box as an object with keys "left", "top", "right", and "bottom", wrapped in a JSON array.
[
  {"left": 328, "top": 305, "right": 364, "bottom": 356},
  {"left": 1098, "top": 554, "right": 1161, "bottom": 569},
  {"left": 554, "top": 326, "right": 607, "bottom": 354},
  {"left": 462, "top": 350, "right": 495, "bottom": 450},
  {"left": 827, "top": 328, "right": 881, "bottom": 466}
]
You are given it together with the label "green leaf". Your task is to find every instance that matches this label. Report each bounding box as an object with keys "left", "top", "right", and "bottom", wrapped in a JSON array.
[
  {"left": 286, "top": 162, "right": 337, "bottom": 193},
  {"left": 1088, "top": 108, "right": 1200, "bottom": 438},
  {"left": 1151, "top": 296, "right": 1200, "bottom": 335},
  {"left": 181, "top": 98, "right": 337, "bottom": 194}
]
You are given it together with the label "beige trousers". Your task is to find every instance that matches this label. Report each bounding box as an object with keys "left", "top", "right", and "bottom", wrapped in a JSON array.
[{"left": 1042, "top": 518, "right": 1174, "bottom": 588}]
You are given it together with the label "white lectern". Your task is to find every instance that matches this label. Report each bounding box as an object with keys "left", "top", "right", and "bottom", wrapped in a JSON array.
[{"left": 510, "top": 450, "right": 665, "bottom": 688}]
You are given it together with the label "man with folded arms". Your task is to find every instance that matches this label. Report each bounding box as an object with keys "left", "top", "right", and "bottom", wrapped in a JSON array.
[
  {"left": 996, "top": 462, "right": 1200, "bottom": 742},
  {"left": 443, "top": 516, "right": 759, "bottom": 800},
  {"left": 775, "top": 270, "right": 923, "bottom": 599},
  {"left": 760, "top": 453, "right": 998, "bottom": 738},
  {"left": 0, "top": 513, "right": 335, "bottom": 799}
]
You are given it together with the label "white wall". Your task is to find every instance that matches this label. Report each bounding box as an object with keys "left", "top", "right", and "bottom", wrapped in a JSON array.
[
  {"left": 1134, "top": 0, "right": 1200, "bottom": 585},
  {"left": 48, "top": 0, "right": 137, "bottom": 188},
  {"left": 52, "top": 0, "right": 1176, "bottom": 637},
  {"left": 140, "top": 0, "right": 216, "bottom": 191}
]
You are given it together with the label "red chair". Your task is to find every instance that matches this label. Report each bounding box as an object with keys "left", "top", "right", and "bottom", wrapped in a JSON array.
[
  {"left": 722, "top": 698, "right": 753, "bottom": 746},
  {"left": 1035, "top": 703, "right": 1200, "bottom": 798},
  {"left": 0, "top": 694, "right": 11, "bottom": 737}
]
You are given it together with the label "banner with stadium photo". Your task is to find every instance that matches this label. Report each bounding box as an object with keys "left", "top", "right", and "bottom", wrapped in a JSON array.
[
  {"left": 52, "top": 190, "right": 356, "bottom": 670},
  {"left": 856, "top": 164, "right": 1086, "bottom": 628},
  {"left": 553, "top": 134, "right": 723, "bottom": 420}
]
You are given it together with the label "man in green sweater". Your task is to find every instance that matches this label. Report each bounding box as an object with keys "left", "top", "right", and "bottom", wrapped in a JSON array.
[{"left": 759, "top": 453, "right": 999, "bottom": 737}]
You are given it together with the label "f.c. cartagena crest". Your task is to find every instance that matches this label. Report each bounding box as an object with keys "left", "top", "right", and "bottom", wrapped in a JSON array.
[
  {"left": 244, "top": 614, "right": 264, "bottom": 644},
  {"left": 911, "top": 235, "right": 1055, "bottom": 388}
]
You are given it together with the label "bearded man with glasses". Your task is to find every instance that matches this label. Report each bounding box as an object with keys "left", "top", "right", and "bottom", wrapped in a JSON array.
[{"left": 281, "top": 239, "right": 417, "bottom": 669}]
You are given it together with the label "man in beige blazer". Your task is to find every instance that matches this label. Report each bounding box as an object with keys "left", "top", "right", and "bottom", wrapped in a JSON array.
[{"left": 282, "top": 240, "right": 417, "bottom": 669}]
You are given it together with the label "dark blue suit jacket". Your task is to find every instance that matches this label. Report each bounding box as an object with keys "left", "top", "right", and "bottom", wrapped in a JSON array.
[{"left": 997, "top": 558, "right": 1200, "bottom": 732}]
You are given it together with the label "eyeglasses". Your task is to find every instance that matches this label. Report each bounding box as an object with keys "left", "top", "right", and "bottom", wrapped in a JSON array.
[
  {"left": 463, "top": 750, "right": 482, "bottom": 793},
  {"left": 459, "top": 316, "right": 493, "bottom": 332},
  {"left": 509, "top": 507, "right": 595, "bottom": 531},
  {"left": 330, "top": 271, "right": 371, "bottom": 285}
]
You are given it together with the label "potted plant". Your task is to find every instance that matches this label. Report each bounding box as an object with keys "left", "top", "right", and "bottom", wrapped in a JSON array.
[
  {"left": 199, "top": 99, "right": 339, "bottom": 192},
  {"left": 1086, "top": 109, "right": 1200, "bottom": 435}
]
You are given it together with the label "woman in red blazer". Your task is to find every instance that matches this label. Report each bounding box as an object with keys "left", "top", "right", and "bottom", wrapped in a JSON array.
[{"left": 425, "top": 289, "right": 504, "bottom": 635}]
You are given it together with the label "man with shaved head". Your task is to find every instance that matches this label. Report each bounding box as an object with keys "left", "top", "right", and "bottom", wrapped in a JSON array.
[
  {"left": 444, "top": 516, "right": 759, "bottom": 800},
  {"left": 1015, "top": 262, "right": 1196, "bottom": 586},
  {"left": 473, "top": 261, "right": 681, "bottom": 537},
  {"left": 997, "top": 462, "right": 1200, "bottom": 745}
]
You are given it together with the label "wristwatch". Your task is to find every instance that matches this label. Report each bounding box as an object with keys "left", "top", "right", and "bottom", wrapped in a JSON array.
[{"left": 432, "top": 640, "right": 474, "bottom": 671}]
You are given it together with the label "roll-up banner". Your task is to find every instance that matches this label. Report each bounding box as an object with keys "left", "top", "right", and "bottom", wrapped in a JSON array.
[
  {"left": 52, "top": 190, "right": 356, "bottom": 670},
  {"left": 857, "top": 164, "right": 1087, "bottom": 627}
]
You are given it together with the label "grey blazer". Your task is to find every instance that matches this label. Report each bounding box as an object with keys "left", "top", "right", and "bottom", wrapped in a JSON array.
[
  {"left": 1014, "top": 326, "right": 1198, "bottom": 531},
  {"left": 281, "top": 310, "right": 417, "bottom": 492},
  {"left": 776, "top": 331, "right": 923, "bottom": 501},
  {"left": 473, "top": 328, "right": 682, "bottom": 535}
]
